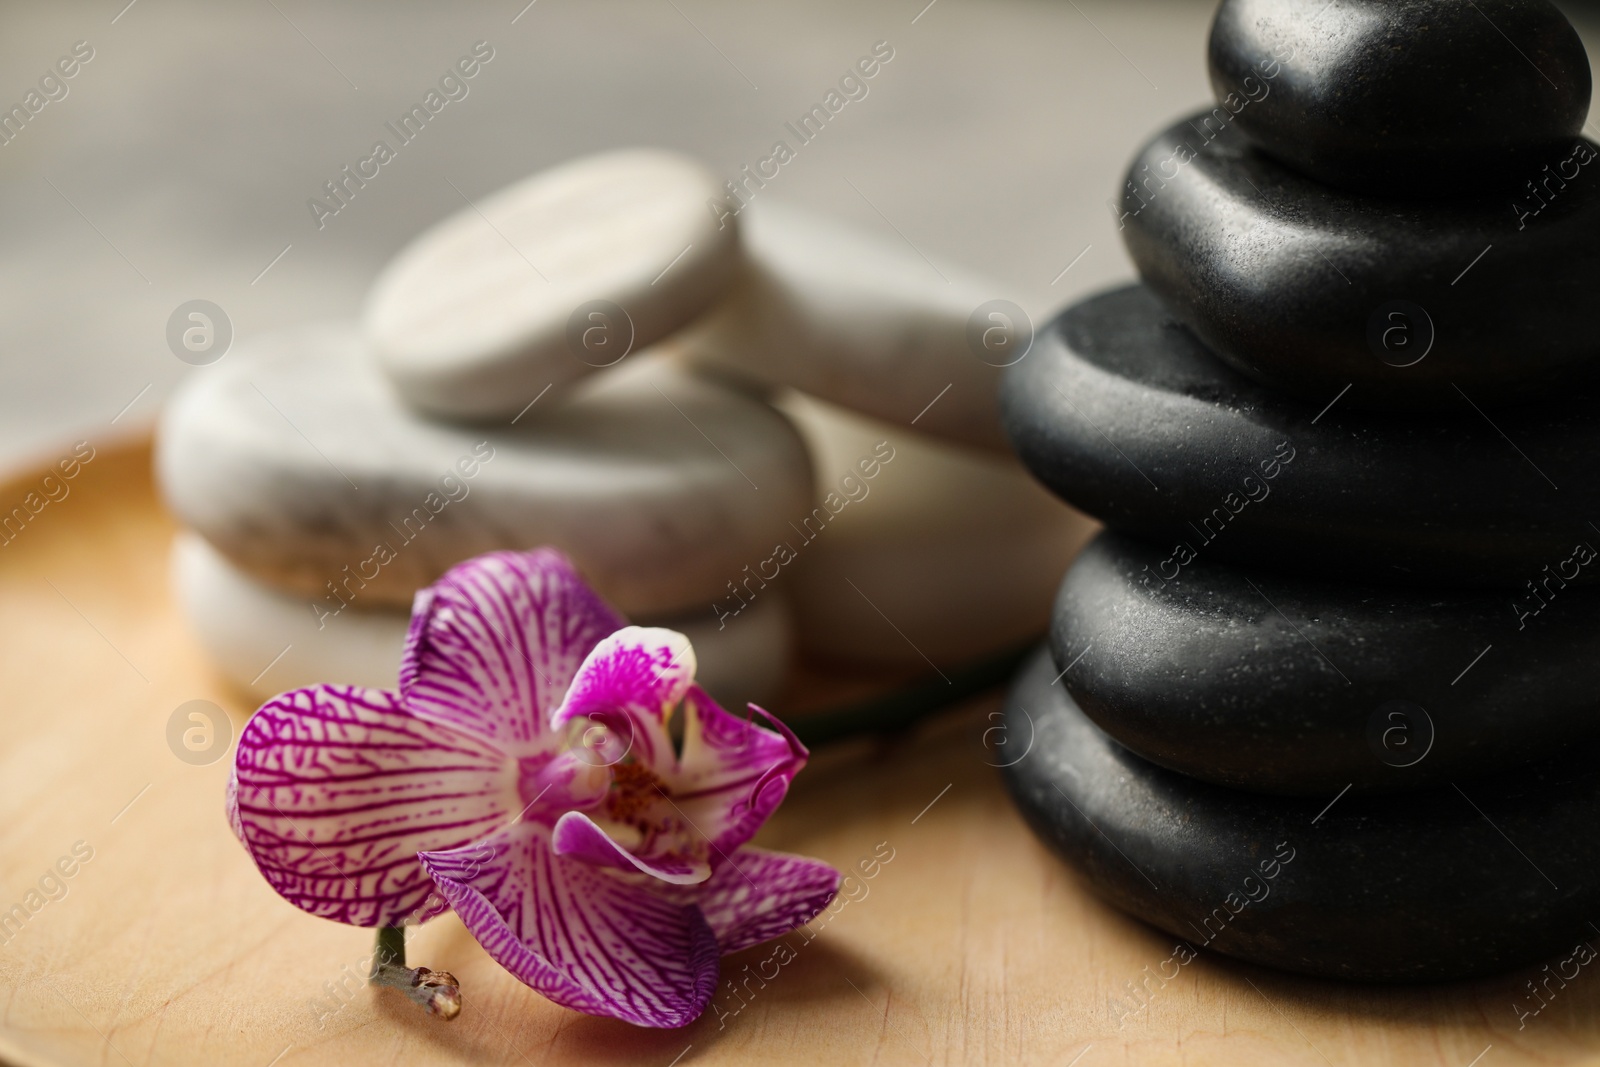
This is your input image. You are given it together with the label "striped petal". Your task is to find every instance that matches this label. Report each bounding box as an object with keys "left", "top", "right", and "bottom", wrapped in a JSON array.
[
  {"left": 420, "top": 824, "right": 719, "bottom": 1028},
  {"left": 549, "top": 627, "right": 695, "bottom": 772},
  {"left": 400, "top": 550, "right": 626, "bottom": 749},
  {"left": 229, "top": 685, "right": 516, "bottom": 928},
  {"left": 669, "top": 690, "right": 808, "bottom": 859},
  {"left": 687, "top": 846, "right": 842, "bottom": 955}
]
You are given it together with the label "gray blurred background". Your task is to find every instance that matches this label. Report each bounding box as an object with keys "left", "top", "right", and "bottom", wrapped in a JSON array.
[{"left": 5, "top": 0, "right": 1600, "bottom": 473}]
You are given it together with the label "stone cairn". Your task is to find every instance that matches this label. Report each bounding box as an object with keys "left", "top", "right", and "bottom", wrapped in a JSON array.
[
  {"left": 1000, "top": 0, "right": 1600, "bottom": 983},
  {"left": 156, "top": 150, "right": 1091, "bottom": 717}
]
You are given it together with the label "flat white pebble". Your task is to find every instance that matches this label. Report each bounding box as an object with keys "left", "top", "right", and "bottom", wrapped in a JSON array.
[
  {"left": 679, "top": 198, "right": 1018, "bottom": 451},
  {"left": 366, "top": 149, "right": 742, "bottom": 419},
  {"left": 767, "top": 393, "right": 1096, "bottom": 667},
  {"left": 156, "top": 323, "right": 813, "bottom": 617},
  {"left": 173, "top": 532, "right": 793, "bottom": 710}
]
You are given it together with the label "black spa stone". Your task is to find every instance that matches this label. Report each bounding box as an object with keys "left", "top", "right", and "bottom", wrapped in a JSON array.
[
  {"left": 1117, "top": 114, "right": 1600, "bottom": 408},
  {"left": 1001, "top": 646, "right": 1600, "bottom": 982},
  {"left": 1000, "top": 284, "right": 1600, "bottom": 588},
  {"left": 1209, "top": 0, "right": 1592, "bottom": 195},
  {"left": 1051, "top": 531, "right": 1600, "bottom": 796}
]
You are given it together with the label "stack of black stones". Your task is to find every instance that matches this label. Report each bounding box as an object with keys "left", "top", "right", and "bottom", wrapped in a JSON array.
[{"left": 999, "top": 0, "right": 1600, "bottom": 981}]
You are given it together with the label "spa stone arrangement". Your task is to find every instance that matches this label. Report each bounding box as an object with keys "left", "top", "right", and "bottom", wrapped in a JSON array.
[
  {"left": 1001, "top": 0, "right": 1600, "bottom": 981},
  {"left": 157, "top": 149, "right": 1091, "bottom": 716}
]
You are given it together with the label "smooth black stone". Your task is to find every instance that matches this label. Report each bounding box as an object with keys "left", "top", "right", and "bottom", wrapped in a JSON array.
[
  {"left": 1209, "top": 0, "right": 1591, "bottom": 195},
  {"left": 1051, "top": 531, "right": 1600, "bottom": 796},
  {"left": 1000, "top": 283, "right": 1600, "bottom": 588},
  {"left": 1001, "top": 646, "right": 1600, "bottom": 983},
  {"left": 1118, "top": 113, "right": 1600, "bottom": 407}
]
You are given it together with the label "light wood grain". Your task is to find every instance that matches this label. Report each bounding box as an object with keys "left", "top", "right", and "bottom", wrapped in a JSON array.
[{"left": 1, "top": 439, "right": 1599, "bottom": 1067}]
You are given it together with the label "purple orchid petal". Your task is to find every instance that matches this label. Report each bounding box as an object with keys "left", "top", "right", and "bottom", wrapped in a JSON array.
[
  {"left": 551, "top": 810, "right": 711, "bottom": 885},
  {"left": 669, "top": 689, "right": 808, "bottom": 860},
  {"left": 549, "top": 626, "right": 695, "bottom": 771},
  {"left": 420, "top": 824, "right": 719, "bottom": 1028},
  {"left": 400, "top": 550, "right": 626, "bottom": 748},
  {"left": 229, "top": 685, "right": 515, "bottom": 928},
  {"left": 685, "top": 846, "right": 842, "bottom": 955},
  {"left": 225, "top": 765, "right": 246, "bottom": 844}
]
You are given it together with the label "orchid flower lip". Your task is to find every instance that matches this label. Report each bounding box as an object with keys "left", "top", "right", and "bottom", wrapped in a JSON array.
[{"left": 228, "top": 548, "right": 840, "bottom": 1028}]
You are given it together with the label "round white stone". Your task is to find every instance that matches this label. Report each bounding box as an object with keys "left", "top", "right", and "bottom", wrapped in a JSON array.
[
  {"left": 172, "top": 532, "right": 794, "bottom": 710},
  {"left": 156, "top": 323, "right": 814, "bottom": 617},
  {"left": 771, "top": 393, "right": 1096, "bottom": 667},
  {"left": 365, "top": 149, "right": 742, "bottom": 419},
  {"left": 679, "top": 198, "right": 1017, "bottom": 451}
]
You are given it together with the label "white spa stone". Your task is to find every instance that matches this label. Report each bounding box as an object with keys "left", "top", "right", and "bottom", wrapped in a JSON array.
[
  {"left": 156, "top": 323, "right": 814, "bottom": 617},
  {"left": 173, "top": 532, "right": 793, "bottom": 709},
  {"left": 677, "top": 199, "right": 1019, "bottom": 451},
  {"left": 365, "top": 149, "right": 742, "bottom": 420},
  {"left": 763, "top": 393, "right": 1097, "bottom": 668}
]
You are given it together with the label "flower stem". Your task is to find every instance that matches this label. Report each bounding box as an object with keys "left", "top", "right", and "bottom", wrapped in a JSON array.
[
  {"left": 371, "top": 924, "right": 406, "bottom": 974},
  {"left": 786, "top": 637, "right": 1038, "bottom": 749},
  {"left": 369, "top": 925, "right": 461, "bottom": 1020}
]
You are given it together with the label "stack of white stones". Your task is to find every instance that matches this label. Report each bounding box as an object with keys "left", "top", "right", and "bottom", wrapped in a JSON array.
[{"left": 157, "top": 149, "right": 1093, "bottom": 710}]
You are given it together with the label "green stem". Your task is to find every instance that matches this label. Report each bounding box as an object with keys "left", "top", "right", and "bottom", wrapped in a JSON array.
[
  {"left": 785, "top": 637, "right": 1038, "bottom": 749},
  {"left": 371, "top": 924, "right": 406, "bottom": 976},
  {"left": 370, "top": 925, "right": 461, "bottom": 1020}
]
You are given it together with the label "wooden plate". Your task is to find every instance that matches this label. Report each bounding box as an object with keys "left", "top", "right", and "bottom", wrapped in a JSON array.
[{"left": 0, "top": 440, "right": 1593, "bottom": 1066}]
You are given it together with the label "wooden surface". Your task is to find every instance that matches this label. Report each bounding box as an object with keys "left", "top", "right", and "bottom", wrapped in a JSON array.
[{"left": 3, "top": 440, "right": 1600, "bottom": 1067}]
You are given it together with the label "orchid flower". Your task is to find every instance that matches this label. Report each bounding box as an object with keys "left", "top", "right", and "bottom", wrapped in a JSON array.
[{"left": 226, "top": 549, "right": 841, "bottom": 1028}]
